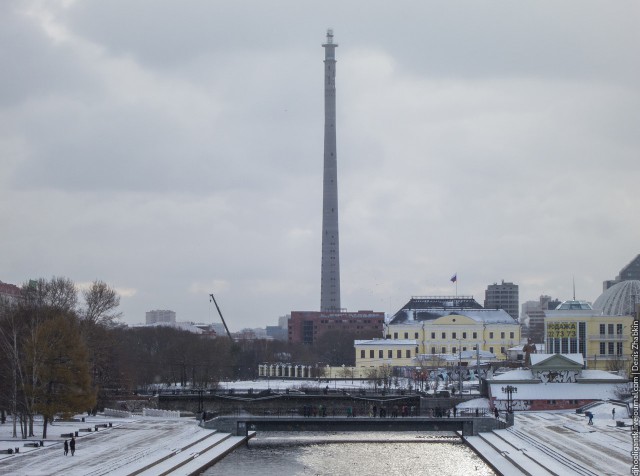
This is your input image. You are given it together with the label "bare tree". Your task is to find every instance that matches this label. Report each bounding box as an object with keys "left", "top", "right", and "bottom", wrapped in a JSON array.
[
  {"left": 81, "top": 280, "right": 122, "bottom": 326},
  {"left": 0, "top": 303, "right": 24, "bottom": 437},
  {"left": 22, "top": 277, "right": 78, "bottom": 312}
]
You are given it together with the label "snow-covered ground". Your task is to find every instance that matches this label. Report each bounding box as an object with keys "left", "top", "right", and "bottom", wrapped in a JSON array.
[{"left": 0, "top": 381, "right": 632, "bottom": 476}]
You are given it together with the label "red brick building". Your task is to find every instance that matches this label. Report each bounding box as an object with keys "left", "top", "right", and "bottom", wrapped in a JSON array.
[
  {"left": 288, "top": 310, "right": 385, "bottom": 344},
  {"left": 0, "top": 280, "right": 23, "bottom": 307}
]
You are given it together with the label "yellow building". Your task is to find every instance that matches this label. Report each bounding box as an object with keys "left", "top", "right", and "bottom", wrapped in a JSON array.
[
  {"left": 355, "top": 339, "right": 418, "bottom": 369},
  {"left": 417, "top": 312, "right": 520, "bottom": 358},
  {"left": 545, "top": 297, "right": 635, "bottom": 372},
  {"left": 355, "top": 297, "right": 521, "bottom": 373}
]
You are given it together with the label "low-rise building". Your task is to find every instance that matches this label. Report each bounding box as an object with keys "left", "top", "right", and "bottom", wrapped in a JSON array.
[
  {"left": 545, "top": 289, "right": 637, "bottom": 372},
  {"left": 387, "top": 296, "right": 521, "bottom": 359},
  {"left": 0, "top": 280, "right": 23, "bottom": 307},
  {"left": 288, "top": 310, "right": 384, "bottom": 344},
  {"left": 487, "top": 353, "right": 626, "bottom": 411},
  {"left": 352, "top": 296, "right": 521, "bottom": 374},
  {"left": 354, "top": 339, "right": 418, "bottom": 369}
]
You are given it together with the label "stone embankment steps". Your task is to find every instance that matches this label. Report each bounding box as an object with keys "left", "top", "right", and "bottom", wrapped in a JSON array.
[
  {"left": 129, "top": 432, "right": 234, "bottom": 476},
  {"left": 504, "top": 427, "right": 600, "bottom": 476},
  {"left": 83, "top": 428, "right": 221, "bottom": 476},
  {"left": 477, "top": 431, "right": 556, "bottom": 476},
  {"left": 464, "top": 435, "right": 528, "bottom": 476},
  {"left": 176, "top": 435, "right": 248, "bottom": 476}
]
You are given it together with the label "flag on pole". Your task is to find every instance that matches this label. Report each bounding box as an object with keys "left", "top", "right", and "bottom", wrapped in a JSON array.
[{"left": 450, "top": 274, "right": 457, "bottom": 283}]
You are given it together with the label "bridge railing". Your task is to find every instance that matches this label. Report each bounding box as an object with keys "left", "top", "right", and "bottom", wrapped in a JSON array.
[{"left": 212, "top": 406, "right": 493, "bottom": 419}]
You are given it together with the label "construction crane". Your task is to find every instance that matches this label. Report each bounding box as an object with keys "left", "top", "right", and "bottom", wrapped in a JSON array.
[{"left": 209, "top": 293, "right": 233, "bottom": 342}]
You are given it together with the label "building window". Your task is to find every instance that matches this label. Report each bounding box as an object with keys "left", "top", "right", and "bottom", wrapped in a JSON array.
[
  {"left": 489, "top": 332, "right": 494, "bottom": 339},
  {"left": 379, "top": 350, "right": 383, "bottom": 358},
  {"left": 600, "top": 342, "right": 606, "bottom": 355},
  {"left": 370, "top": 350, "right": 374, "bottom": 358},
  {"left": 617, "top": 342, "right": 623, "bottom": 355},
  {"left": 617, "top": 324, "right": 623, "bottom": 335},
  {"left": 501, "top": 346, "right": 505, "bottom": 355},
  {"left": 452, "top": 332, "right": 457, "bottom": 339},
  {"left": 361, "top": 350, "right": 365, "bottom": 358},
  {"left": 404, "top": 332, "right": 409, "bottom": 339},
  {"left": 489, "top": 347, "right": 494, "bottom": 354},
  {"left": 393, "top": 332, "right": 398, "bottom": 339},
  {"left": 608, "top": 324, "right": 614, "bottom": 335},
  {"left": 431, "top": 347, "right": 436, "bottom": 354},
  {"left": 599, "top": 324, "right": 605, "bottom": 335},
  {"left": 388, "top": 350, "right": 392, "bottom": 358},
  {"left": 442, "top": 332, "right": 446, "bottom": 339},
  {"left": 570, "top": 339, "right": 577, "bottom": 354},
  {"left": 415, "top": 332, "right": 419, "bottom": 339},
  {"left": 462, "top": 332, "right": 467, "bottom": 339},
  {"left": 452, "top": 347, "right": 457, "bottom": 354},
  {"left": 397, "top": 350, "right": 402, "bottom": 358},
  {"left": 510, "top": 332, "right": 515, "bottom": 339},
  {"left": 473, "top": 332, "right": 477, "bottom": 339},
  {"left": 441, "top": 347, "right": 446, "bottom": 353},
  {"left": 431, "top": 332, "right": 436, "bottom": 339},
  {"left": 608, "top": 342, "right": 614, "bottom": 355},
  {"left": 501, "top": 332, "right": 505, "bottom": 339},
  {"left": 406, "top": 349, "right": 411, "bottom": 358}
]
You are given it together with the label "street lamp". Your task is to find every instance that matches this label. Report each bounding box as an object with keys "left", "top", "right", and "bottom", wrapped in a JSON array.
[
  {"left": 501, "top": 385, "right": 517, "bottom": 413},
  {"left": 458, "top": 340, "right": 463, "bottom": 395}
]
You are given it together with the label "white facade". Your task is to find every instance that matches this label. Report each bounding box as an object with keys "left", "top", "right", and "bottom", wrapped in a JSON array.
[{"left": 145, "top": 309, "right": 176, "bottom": 325}]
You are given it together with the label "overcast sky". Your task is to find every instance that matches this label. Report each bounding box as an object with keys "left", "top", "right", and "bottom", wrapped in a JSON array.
[{"left": 1, "top": 1, "right": 638, "bottom": 330}]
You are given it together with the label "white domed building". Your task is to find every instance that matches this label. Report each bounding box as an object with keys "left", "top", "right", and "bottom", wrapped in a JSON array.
[{"left": 593, "top": 279, "right": 640, "bottom": 316}]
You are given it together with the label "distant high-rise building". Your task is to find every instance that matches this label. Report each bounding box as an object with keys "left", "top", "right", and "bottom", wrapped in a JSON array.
[
  {"left": 603, "top": 254, "right": 640, "bottom": 291},
  {"left": 145, "top": 309, "right": 176, "bottom": 325},
  {"left": 521, "top": 295, "right": 561, "bottom": 343},
  {"left": 484, "top": 280, "right": 519, "bottom": 321},
  {"left": 320, "top": 29, "right": 341, "bottom": 312},
  {"left": 278, "top": 314, "right": 290, "bottom": 329},
  {"left": 266, "top": 326, "right": 288, "bottom": 341}
]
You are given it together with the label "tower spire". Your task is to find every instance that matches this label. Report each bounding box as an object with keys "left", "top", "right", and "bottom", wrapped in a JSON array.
[{"left": 320, "top": 29, "right": 341, "bottom": 312}]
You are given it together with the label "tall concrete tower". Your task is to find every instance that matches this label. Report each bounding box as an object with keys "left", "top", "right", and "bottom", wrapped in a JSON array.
[{"left": 320, "top": 29, "right": 341, "bottom": 312}]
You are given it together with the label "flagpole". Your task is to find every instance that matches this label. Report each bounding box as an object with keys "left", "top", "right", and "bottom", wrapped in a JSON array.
[{"left": 451, "top": 273, "right": 458, "bottom": 299}]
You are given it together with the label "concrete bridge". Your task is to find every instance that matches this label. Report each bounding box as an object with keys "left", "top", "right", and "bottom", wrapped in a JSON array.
[{"left": 206, "top": 415, "right": 508, "bottom": 437}]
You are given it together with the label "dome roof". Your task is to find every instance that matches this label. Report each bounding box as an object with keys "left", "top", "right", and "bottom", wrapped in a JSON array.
[{"left": 593, "top": 280, "right": 640, "bottom": 316}]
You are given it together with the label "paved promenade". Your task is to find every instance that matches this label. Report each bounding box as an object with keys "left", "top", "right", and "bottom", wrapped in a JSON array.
[{"left": 0, "top": 416, "right": 249, "bottom": 476}]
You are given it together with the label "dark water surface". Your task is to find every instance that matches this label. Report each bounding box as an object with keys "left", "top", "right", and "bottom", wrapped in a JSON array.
[{"left": 203, "top": 431, "right": 496, "bottom": 476}]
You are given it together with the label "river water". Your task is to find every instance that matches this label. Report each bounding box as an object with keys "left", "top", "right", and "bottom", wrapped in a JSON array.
[{"left": 203, "top": 431, "right": 496, "bottom": 476}]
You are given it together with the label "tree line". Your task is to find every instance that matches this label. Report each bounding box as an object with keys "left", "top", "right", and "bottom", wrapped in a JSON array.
[{"left": 0, "top": 276, "right": 374, "bottom": 438}]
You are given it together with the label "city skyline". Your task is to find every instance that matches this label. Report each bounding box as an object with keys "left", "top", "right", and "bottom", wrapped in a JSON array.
[{"left": 1, "top": 2, "right": 638, "bottom": 330}]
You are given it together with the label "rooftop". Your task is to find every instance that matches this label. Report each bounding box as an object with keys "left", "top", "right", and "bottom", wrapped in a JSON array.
[{"left": 593, "top": 279, "right": 640, "bottom": 316}]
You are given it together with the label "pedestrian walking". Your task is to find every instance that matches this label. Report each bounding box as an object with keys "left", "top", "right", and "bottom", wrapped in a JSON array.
[
  {"left": 70, "top": 436, "right": 76, "bottom": 456},
  {"left": 63, "top": 440, "right": 68, "bottom": 456},
  {"left": 586, "top": 411, "right": 593, "bottom": 425},
  {"left": 612, "top": 408, "right": 615, "bottom": 420},
  {"left": 494, "top": 407, "right": 499, "bottom": 419}
]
